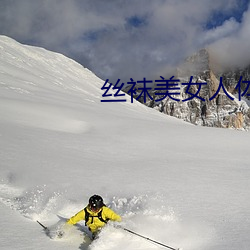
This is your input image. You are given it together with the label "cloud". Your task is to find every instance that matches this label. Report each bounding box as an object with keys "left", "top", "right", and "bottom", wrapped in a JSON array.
[
  {"left": 0, "top": 0, "right": 249, "bottom": 82},
  {"left": 201, "top": 18, "right": 240, "bottom": 45},
  {"left": 209, "top": 3, "right": 250, "bottom": 69}
]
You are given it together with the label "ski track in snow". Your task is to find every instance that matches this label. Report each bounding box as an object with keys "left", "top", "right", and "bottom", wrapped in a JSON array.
[{"left": 0, "top": 179, "right": 212, "bottom": 250}]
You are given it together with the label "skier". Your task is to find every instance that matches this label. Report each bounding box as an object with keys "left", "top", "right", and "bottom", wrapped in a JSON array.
[{"left": 66, "top": 194, "right": 122, "bottom": 239}]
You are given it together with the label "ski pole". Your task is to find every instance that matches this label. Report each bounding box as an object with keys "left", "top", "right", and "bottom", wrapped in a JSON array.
[
  {"left": 37, "top": 220, "right": 48, "bottom": 231},
  {"left": 122, "top": 227, "right": 180, "bottom": 250}
]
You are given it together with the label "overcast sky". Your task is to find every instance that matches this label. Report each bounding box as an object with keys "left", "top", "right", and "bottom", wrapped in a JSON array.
[{"left": 0, "top": 0, "right": 249, "bottom": 83}]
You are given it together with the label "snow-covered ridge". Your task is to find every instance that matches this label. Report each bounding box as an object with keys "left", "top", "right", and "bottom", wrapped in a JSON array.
[
  {"left": 0, "top": 35, "right": 99, "bottom": 134},
  {"left": 0, "top": 36, "right": 166, "bottom": 133}
]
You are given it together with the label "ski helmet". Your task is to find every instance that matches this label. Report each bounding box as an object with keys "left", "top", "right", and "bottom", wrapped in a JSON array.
[{"left": 89, "top": 195, "right": 104, "bottom": 210}]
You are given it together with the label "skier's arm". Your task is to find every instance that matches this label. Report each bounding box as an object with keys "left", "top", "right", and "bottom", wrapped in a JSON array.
[
  {"left": 104, "top": 207, "right": 122, "bottom": 222},
  {"left": 67, "top": 209, "right": 85, "bottom": 225}
]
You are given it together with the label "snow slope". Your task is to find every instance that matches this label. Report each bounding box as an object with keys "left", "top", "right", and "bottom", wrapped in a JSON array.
[{"left": 0, "top": 35, "right": 250, "bottom": 250}]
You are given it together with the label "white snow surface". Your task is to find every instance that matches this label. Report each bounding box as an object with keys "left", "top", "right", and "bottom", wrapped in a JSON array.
[{"left": 0, "top": 35, "right": 249, "bottom": 250}]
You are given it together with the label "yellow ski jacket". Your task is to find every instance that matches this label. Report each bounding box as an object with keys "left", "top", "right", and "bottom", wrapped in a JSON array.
[{"left": 67, "top": 206, "right": 121, "bottom": 233}]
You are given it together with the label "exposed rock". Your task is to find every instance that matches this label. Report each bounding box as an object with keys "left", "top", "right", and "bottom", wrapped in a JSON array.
[{"left": 124, "top": 48, "right": 250, "bottom": 130}]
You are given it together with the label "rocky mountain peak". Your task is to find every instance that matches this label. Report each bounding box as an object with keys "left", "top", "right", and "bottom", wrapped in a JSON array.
[
  {"left": 125, "top": 48, "right": 250, "bottom": 130},
  {"left": 177, "top": 48, "right": 211, "bottom": 77}
]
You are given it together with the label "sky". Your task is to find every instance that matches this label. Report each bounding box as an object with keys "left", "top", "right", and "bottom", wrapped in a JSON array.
[{"left": 0, "top": 0, "right": 249, "bottom": 83}]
